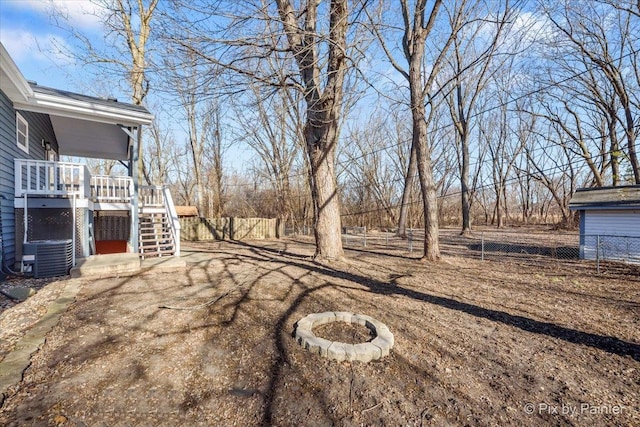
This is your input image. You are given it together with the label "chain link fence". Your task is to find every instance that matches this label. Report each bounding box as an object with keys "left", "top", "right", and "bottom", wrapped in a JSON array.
[
  {"left": 285, "top": 226, "right": 640, "bottom": 272},
  {"left": 581, "top": 235, "right": 640, "bottom": 272}
]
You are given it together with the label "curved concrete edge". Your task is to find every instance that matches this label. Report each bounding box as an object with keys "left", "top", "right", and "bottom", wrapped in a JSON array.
[
  {"left": 0, "top": 279, "right": 82, "bottom": 407},
  {"left": 294, "top": 312, "right": 394, "bottom": 362}
]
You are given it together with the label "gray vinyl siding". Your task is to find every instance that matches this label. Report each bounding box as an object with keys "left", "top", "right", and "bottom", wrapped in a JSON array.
[{"left": 0, "top": 88, "right": 58, "bottom": 267}]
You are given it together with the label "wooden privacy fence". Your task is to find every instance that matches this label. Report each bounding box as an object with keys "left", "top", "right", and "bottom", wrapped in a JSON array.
[{"left": 179, "top": 217, "right": 283, "bottom": 241}]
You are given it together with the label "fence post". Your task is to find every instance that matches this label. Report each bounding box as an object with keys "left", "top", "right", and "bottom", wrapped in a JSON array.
[
  {"left": 363, "top": 226, "right": 367, "bottom": 247},
  {"left": 481, "top": 232, "right": 484, "bottom": 261},
  {"left": 596, "top": 235, "right": 600, "bottom": 274},
  {"left": 408, "top": 229, "right": 413, "bottom": 253}
]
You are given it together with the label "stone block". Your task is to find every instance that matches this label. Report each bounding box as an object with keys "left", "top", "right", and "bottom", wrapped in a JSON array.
[
  {"left": 334, "top": 311, "right": 354, "bottom": 322},
  {"left": 304, "top": 336, "right": 332, "bottom": 357},
  {"left": 306, "top": 312, "right": 336, "bottom": 327},
  {"left": 327, "top": 342, "right": 347, "bottom": 362},
  {"left": 354, "top": 343, "right": 383, "bottom": 362},
  {"left": 295, "top": 328, "right": 314, "bottom": 345},
  {"left": 295, "top": 318, "right": 313, "bottom": 332},
  {"left": 343, "top": 343, "right": 357, "bottom": 361},
  {"left": 371, "top": 336, "right": 392, "bottom": 357}
]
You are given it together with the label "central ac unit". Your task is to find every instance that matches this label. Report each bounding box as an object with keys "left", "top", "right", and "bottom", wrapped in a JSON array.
[{"left": 23, "top": 239, "right": 73, "bottom": 278}]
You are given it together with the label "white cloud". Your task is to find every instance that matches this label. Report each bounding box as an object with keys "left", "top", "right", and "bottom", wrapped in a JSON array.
[
  {"left": 0, "top": 30, "right": 36, "bottom": 62},
  {"left": 1, "top": 28, "right": 74, "bottom": 66},
  {"left": 512, "top": 11, "right": 555, "bottom": 44},
  {"left": 11, "top": 0, "right": 106, "bottom": 30}
]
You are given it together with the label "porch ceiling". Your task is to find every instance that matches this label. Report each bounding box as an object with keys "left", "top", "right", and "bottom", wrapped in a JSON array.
[{"left": 51, "top": 115, "right": 129, "bottom": 160}]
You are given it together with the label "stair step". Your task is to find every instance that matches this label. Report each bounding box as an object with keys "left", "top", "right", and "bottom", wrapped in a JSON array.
[
  {"left": 140, "top": 241, "right": 173, "bottom": 247},
  {"left": 141, "top": 252, "right": 176, "bottom": 259},
  {"left": 140, "top": 237, "right": 173, "bottom": 242},
  {"left": 140, "top": 244, "right": 174, "bottom": 250},
  {"left": 139, "top": 225, "right": 171, "bottom": 230},
  {"left": 139, "top": 231, "right": 173, "bottom": 237},
  {"left": 140, "top": 248, "right": 175, "bottom": 255}
]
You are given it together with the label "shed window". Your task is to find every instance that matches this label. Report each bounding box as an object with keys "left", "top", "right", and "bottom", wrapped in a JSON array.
[{"left": 16, "top": 112, "right": 28, "bottom": 153}]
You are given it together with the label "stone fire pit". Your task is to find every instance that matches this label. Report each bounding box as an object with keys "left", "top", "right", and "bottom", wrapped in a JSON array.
[{"left": 294, "top": 312, "right": 394, "bottom": 362}]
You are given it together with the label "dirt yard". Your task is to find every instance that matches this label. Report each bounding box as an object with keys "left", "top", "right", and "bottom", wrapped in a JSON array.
[{"left": 0, "top": 234, "right": 638, "bottom": 426}]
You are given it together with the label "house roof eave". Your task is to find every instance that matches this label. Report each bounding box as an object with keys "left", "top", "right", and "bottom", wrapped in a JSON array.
[
  {"left": 13, "top": 89, "right": 153, "bottom": 127},
  {"left": 0, "top": 43, "right": 34, "bottom": 102}
]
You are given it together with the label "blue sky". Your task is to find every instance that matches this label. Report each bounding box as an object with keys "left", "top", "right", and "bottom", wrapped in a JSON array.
[{"left": 0, "top": 0, "right": 106, "bottom": 92}]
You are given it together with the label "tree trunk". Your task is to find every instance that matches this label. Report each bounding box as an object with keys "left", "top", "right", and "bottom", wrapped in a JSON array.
[
  {"left": 410, "top": 92, "right": 440, "bottom": 261},
  {"left": 495, "top": 186, "right": 503, "bottom": 228},
  {"left": 460, "top": 132, "right": 471, "bottom": 234},
  {"left": 276, "top": 0, "right": 346, "bottom": 260},
  {"left": 397, "top": 143, "right": 416, "bottom": 238},
  {"left": 307, "top": 123, "right": 343, "bottom": 260}
]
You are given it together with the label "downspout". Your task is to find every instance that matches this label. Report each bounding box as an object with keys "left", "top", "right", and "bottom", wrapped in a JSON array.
[
  {"left": 0, "top": 194, "right": 24, "bottom": 275},
  {"left": 23, "top": 192, "right": 28, "bottom": 244},
  {"left": 127, "top": 126, "right": 140, "bottom": 254},
  {"left": 72, "top": 192, "right": 76, "bottom": 266},
  {"left": 132, "top": 126, "right": 140, "bottom": 254}
]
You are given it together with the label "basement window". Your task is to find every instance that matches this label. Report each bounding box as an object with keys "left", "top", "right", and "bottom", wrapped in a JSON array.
[{"left": 16, "top": 112, "right": 29, "bottom": 153}]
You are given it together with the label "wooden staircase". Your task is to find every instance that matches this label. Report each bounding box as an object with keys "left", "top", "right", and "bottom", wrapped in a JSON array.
[{"left": 139, "top": 211, "right": 176, "bottom": 258}]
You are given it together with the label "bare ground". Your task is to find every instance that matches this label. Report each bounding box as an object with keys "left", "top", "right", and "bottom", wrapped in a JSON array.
[{"left": 0, "top": 235, "right": 638, "bottom": 426}]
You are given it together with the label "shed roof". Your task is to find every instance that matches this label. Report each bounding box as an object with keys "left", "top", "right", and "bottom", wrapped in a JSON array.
[
  {"left": 175, "top": 206, "right": 199, "bottom": 217},
  {"left": 569, "top": 185, "right": 640, "bottom": 210}
]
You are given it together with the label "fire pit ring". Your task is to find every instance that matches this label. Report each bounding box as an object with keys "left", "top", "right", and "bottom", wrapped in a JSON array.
[{"left": 294, "top": 312, "right": 394, "bottom": 362}]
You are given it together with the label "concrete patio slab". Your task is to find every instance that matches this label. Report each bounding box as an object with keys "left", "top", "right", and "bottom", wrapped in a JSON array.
[{"left": 70, "top": 254, "right": 186, "bottom": 279}]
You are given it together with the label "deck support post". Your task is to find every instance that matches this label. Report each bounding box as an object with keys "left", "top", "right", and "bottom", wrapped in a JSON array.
[{"left": 128, "top": 126, "right": 140, "bottom": 253}]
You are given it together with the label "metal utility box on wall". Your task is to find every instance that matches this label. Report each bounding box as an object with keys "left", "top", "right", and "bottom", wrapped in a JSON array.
[{"left": 23, "top": 239, "right": 73, "bottom": 278}]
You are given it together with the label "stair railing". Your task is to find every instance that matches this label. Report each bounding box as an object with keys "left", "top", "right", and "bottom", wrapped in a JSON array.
[{"left": 162, "top": 186, "right": 181, "bottom": 256}]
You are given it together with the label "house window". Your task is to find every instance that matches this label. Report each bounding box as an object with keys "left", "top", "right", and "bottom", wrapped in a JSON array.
[{"left": 16, "top": 112, "right": 29, "bottom": 153}]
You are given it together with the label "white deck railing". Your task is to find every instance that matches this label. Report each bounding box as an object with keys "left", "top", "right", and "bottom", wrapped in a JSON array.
[
  {"left": 14, "top": 159, "right": 90, "bottom": 198},
  {"left": 140, "top": 185, "right": 165, "bottom": 207},
  {"left": 15, "top": 160, "right": 135, "bottom": 204},
  {"left": 90, "top": 175, "right": 133, "bottom": 202}
]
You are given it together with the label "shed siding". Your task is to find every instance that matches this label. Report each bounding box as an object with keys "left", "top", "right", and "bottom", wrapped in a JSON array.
[
  {"left": 584, "top": 210, "right": 640, "bottom": 236},
  {"left": 581, "top": 210, "right": 640, "bottom": 262},
  {"left": 0, "top": 89, "right": 58, "bottom": 267}
]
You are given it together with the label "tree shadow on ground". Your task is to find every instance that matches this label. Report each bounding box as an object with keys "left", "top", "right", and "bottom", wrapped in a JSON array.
[{"left": 220, "top": 240, "right": 640, "bottom": 424}]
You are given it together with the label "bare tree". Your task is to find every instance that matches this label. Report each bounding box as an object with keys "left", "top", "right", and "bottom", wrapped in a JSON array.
[
  {"left": 159, "top": 45, "right": 225, "bottom": 217},
  {"left": 232, "top": 83, "right": 303, "bottom": 224},
  {"left": 442, "top": 0, "right": 516, "bottom": 235},
  {"left": 538, "top": 0, "right": 640, "bottom": 184},
  {"left": 368, "top": 0, "right": 463, "bottom": 260},
  {"left": 167, "top": 0, "right": 368, "bottom": 260},
  {"left": 51, "top": 0, "right": 160, "bottom": 184},
  {"left": 143, "top": 120, "right": 175, "bottom": 185},
  {"left": 274, "top": 0, "right": 350, "bottom": 259},
  {"left": 339, "top": 112, "right": 404, "bottom": 228}
]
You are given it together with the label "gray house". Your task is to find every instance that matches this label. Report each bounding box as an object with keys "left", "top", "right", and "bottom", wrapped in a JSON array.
[
  {"left": 569, "top": 185, "right": 640, "bottom": 263},
  {"left": 0, "top": 43, "right": 179, "bottom": 277}
]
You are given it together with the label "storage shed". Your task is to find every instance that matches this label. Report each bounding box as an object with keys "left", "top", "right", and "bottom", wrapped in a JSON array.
[
  {"left": 175, "top": 206, "right": 199, "bottom": 218},
  {"left": 569, "top": 185, "right": 640, "bottom": 263}
]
